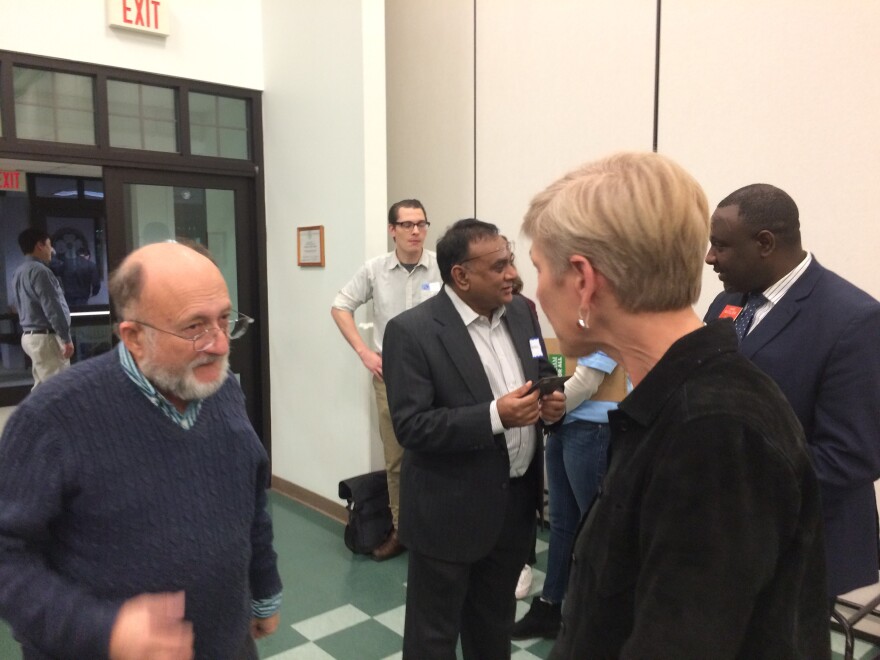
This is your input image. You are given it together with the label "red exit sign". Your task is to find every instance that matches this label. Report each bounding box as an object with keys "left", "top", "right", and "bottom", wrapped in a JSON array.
[
  {"left": 0, "top": 171, "right": 25, "bottom": 192},
  {"left": 107, "top": 0, "right": 170, "bottom": 37}
]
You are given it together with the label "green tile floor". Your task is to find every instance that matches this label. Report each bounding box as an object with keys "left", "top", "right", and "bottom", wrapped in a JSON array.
[{"left": 0, "top": 491, "right": 877, "bottom": 658}]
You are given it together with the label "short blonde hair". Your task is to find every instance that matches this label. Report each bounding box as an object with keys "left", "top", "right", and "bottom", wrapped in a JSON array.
[{"left": 522, "top": 152, "right": 709, "bottom": 312}]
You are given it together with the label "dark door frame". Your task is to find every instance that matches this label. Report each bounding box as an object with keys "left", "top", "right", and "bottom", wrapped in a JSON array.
[{"left": 103, "top": 167, "right": 270, "bottom": 448}]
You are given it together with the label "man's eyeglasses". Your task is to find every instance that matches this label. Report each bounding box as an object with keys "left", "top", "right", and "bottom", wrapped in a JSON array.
[
  {"left": 393, "top": 221, "right": 430, "bottom": 231},
  {"left": 127, "top": 312, "right": 255, "bottom": 352}
]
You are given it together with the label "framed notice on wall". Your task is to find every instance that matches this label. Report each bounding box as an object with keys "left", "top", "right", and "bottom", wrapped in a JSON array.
[{"left": 297, "top": 225, "right": 325, "bottom": 267}]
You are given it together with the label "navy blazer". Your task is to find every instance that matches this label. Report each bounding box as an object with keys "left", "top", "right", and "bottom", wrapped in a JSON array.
[
  {"left": 705, "top": 258, "right": 880, "bottom": 596},
  {"left": 383, "top": 287, "right": 557, "bottom": 563}
]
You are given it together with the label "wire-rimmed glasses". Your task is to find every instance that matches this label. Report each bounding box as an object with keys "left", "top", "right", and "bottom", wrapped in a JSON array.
[{"left": 128, "top": 311, "right": 254, "bottom": 352}]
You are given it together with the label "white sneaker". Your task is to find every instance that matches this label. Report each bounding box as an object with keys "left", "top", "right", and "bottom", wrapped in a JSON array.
[{"left": 515, "top": 564, "right": 533, "bottom": 599}]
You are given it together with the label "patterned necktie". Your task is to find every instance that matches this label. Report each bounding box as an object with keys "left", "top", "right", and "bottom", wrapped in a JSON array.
[{"left": 734, "top": 292, "right": 767, "bottom": 341}]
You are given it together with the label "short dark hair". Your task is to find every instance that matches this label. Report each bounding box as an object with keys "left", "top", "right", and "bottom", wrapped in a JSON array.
[
  {"left": 436, "top": 218, "right": 499, "bottom": 285},
  {"left": 717, "top": 184, "right": 801, "bottom": 246},
  {"left": 18, "top": 228, "right": 50, "bottom": 255},
  {"left": 388, "top": 199, "right": 427, "bottom": 225}
]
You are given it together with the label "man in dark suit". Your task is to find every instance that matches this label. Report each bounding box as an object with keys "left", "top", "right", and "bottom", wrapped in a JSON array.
[
  {"left": 383, "top": 219, "right": 565, "bottom": 659},
  {"left": 704, "top": 183, "right": 880, "bottom": 599}
]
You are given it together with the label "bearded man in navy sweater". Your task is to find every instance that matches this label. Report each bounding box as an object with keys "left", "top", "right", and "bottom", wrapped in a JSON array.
[{"left": 0, "top": 242, "right": 282, "bottom": 659}]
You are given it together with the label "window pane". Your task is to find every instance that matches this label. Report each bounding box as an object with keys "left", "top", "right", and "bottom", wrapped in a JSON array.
[
  {"left": 107, "top": 80, "right": 140, "bottom": 116},
  {"left": 141, "top": 85, "right": 175, "bottom": 121},
  {"left": 108, "top": 81, "right": 178, "bottom": 152},
  {"left": 57, "top": 109, "right": 96, "bottom": 145},
  {"left": 219, "top": 128, "right": 248, "bottom": 159},
  {"left": 83, "top": 179, "right": 104, "bottom": 200},
  {"left": 190, "top": 123, "right": 218, "bottom": 157},
  {"left": 189, "top": 92, "right": 248, "bottom": 160},
  {"left": 109, "top": 115, "right": 142, "bottom": 149},
  {"left": 143, "top": 119, "right": 177, "bottom": 152},
  {"left": 189, "top": 92, "right": 217, "bottom": 124},
  {"left": 13, "top": 68, "right": 53, "bottom": 105},
  {"left": 15, "top": 105, "right": 55, "bottom": 141},
  {"left": 218, "top": 96, "right": 247, "bottom": 128},
  {"left": 34, "top": 177, "right": 78, "bottom": 198},
  {"left": 55, "top": 72, "right": 94, "bottom": 111},
  {"left": 13, "top": 67, "right": 95, "bottom": 145}
]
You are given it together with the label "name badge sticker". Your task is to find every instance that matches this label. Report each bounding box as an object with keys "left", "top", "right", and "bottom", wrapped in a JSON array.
[
  {"left": 719, "top": 304, "right": 743, "bottom": 320},
  {"left": 529, "top": 337, "right": 543, "bottom": 358}
]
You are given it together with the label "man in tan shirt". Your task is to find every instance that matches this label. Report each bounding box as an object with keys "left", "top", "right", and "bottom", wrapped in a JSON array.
[{"left": 331, "top": 199, "right": 442, "bottom": 560}]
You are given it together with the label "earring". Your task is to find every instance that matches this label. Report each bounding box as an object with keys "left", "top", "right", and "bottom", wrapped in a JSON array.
[{"left": 578, "top": 308, "right": 590, "bottom": 330}]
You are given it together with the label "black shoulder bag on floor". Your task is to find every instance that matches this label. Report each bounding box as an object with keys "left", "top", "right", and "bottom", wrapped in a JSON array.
[{"left": 337, "top": 470, "right": 393, "bottom": 554}]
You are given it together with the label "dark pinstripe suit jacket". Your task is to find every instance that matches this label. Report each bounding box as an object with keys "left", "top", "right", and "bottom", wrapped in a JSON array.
[{"left": 383, "top": 287, "right": 557, "bottom": 562}]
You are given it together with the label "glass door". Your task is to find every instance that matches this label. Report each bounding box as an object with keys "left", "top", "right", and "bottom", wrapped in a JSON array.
[{"left": 104, "top": 168, "right": 266, "bottom": 439}]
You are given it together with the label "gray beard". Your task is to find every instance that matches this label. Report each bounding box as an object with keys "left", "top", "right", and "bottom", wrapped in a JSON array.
[{"left": 140, "top": 351, "right": 230, "bottom": 402}]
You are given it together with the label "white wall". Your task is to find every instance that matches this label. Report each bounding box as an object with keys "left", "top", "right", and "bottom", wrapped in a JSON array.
[
  {"left": 5, "top": 0, "right": 878, "bottom": 507},
  {"left": 386, "top": 0, "right": 476, "bottom": 232},
  {"left": 2, "top": 0, "right": 388, "bottom": 505},
  {"left": 0, "top": 0, "right": 263, "bottom": 89},
  {"left": 474, "top": 0, "right": 656, "bottom": 328},
  {"left": 261, "top": 0, "right": 389, "bottom": 502},
  {"left": 387, "top": 1, "right": 879, "bottom": 338},
  {"left": 660, "top": 0, "right": 880, "bottom": 314}
]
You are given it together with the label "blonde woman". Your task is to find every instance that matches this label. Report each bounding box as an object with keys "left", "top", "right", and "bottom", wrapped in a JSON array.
[{"left": 521, "top": 152, "right": 828, "bottom": 658}]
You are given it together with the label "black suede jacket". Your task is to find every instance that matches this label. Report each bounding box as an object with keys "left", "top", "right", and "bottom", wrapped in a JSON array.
[{"left": 551, "top": 320, "right": 829, "bottom": 659}]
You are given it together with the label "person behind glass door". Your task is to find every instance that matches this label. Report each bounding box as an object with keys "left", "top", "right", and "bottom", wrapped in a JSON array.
[
  {"left": 59, "top": 247, "right": 101, "bottom": 306},
  {"left": 11, "top": 228, "right": 74, "bottom": 387},
  {"left": 330, "top": 199, "right": 442, "bottom": 561}
]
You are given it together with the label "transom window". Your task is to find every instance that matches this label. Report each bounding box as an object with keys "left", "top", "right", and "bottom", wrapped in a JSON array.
[
  {"left": 189, "top": 92, "right": 249, "bottom": 160},
  {"left": 13, "top": 67, "right": 95, "bottom": 145},
  {"left": 108, "top": 80, "right": 178, "bottom": 153},
  {"left": 0, "top": 51, "right": 260, "bottom": 174}
]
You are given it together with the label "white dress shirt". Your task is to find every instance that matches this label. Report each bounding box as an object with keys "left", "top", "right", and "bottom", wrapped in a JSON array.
[
  {"left": 446, "top": 288, "right": 536, "bottom": 477},
  {"left": 747, "top": 252, "right": 812, "bottom": 335}
]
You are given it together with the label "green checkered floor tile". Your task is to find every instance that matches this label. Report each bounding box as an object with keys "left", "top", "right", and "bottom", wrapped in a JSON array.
[{"left": 1, "top": 492, "right": 877, "bottom": 658}]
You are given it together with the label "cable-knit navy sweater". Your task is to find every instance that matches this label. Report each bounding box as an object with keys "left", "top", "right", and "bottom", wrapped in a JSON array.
[{"left": 0, "top": 350, "right": 282, "bottom": 659}]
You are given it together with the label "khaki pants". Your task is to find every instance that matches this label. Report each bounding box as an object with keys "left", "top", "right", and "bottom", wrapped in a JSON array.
[
  {"left": 372, "top": 376, "right": 403, "bottom": 528},
  {"left": 21, "top": 334, "right": 70, "bottom": 389}
]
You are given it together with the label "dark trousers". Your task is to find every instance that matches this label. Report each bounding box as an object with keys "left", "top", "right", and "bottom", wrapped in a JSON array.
[
  {"left": 402, "top": 476, "right": 535, "bottom": 660},
  {"left": 237, "top": 635, "right": 259, "bottom": 660}
]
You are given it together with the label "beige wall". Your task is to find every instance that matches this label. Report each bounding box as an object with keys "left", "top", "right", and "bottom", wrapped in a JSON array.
[
  {"left": 343, "top": 0, "right": 880, "bottom": 507},
  {"left": 387, "top": 0, "right": 880, "bottom": 340},
  {"left": 5, "top": 0, "right": 877, "bottom": 507},
  {"left": 385, "top": 0, "right": 476, "bottom": 238},
  {"left": 661, "top": 0, "right": 880, "bottom": 315},
  {"left": 261, "top": 0, "right": 390, "bottom": 497},
  {"left": 472, "top": 0, "right": 656, "bottom": 323}
]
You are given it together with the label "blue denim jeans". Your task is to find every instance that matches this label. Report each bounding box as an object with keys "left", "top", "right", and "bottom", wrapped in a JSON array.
[{"left": 543, "top": 420, "right": 610, "bottom": 604}]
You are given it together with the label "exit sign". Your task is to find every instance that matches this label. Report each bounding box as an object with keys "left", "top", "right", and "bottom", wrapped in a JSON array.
[
  {"left": 108, "top": 0, "right": 170, "bottom": 37},
  {"left": 0, "top": 171, "right": 25, "bottom": 192}
]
